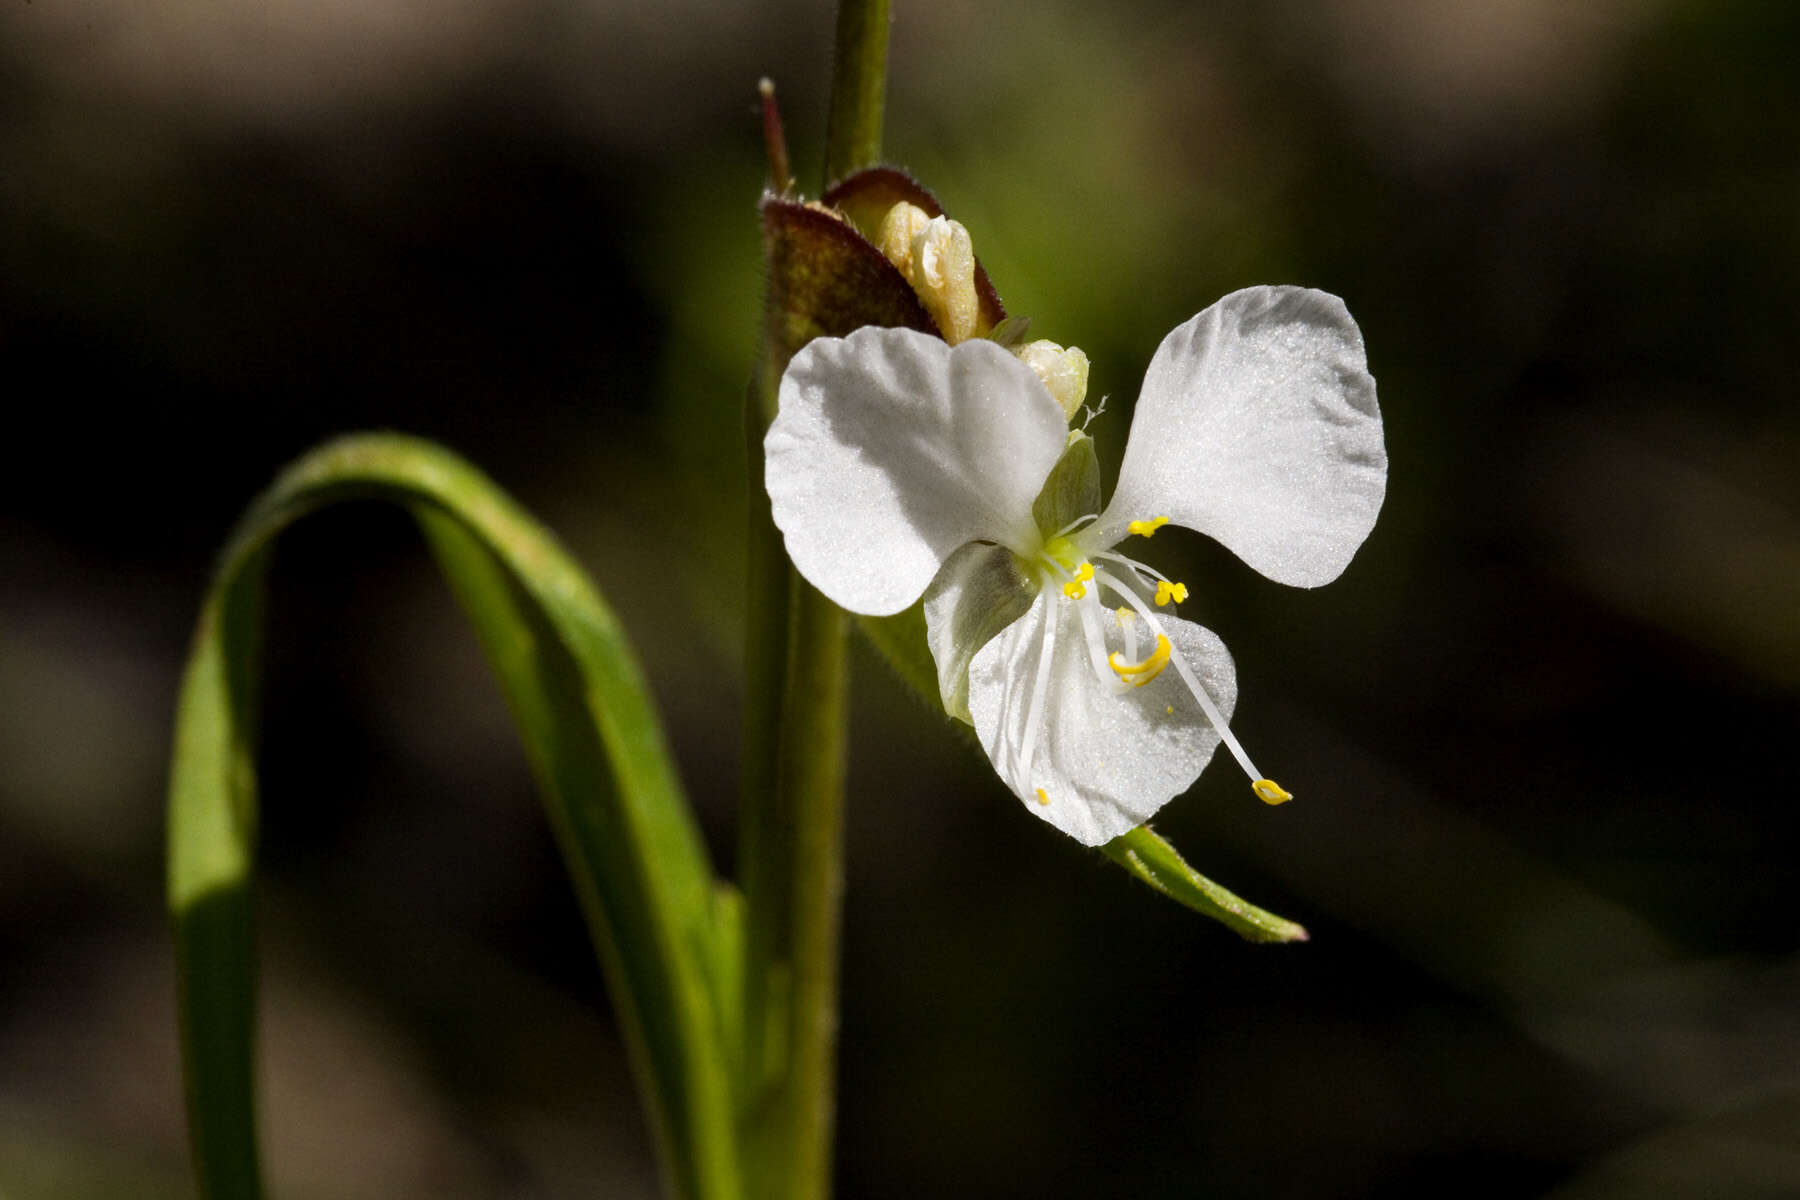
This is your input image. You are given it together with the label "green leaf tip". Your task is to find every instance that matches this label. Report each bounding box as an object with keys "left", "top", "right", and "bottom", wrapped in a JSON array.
[{"left": 1102, "top": 826, "right": 1309, "bottom": 944}]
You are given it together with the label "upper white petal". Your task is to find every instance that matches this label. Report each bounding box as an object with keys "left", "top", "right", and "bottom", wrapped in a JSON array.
[
  {"left": 968, "top": 592, "right": 1237, "bottom": 846},
  {"left": 765, "top": 327, "right": 1069, "bottom": 615},
  {"left": 1098, "top": 286, "right": 1387, "bottom": 588}
]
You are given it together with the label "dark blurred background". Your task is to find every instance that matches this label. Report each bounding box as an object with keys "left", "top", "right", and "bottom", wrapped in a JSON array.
[{"left": 3, "top": 0, "right": 1797, "bottom": 1196}]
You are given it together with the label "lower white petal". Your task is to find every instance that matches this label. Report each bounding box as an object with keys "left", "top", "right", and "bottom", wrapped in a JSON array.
[{"left": 967, "top": 593, "right": 1238, "bottom": 846}]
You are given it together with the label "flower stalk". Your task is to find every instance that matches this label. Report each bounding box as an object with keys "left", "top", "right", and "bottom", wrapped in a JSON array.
[{"left": 740, "top": 4, "right": 889, "bottom": 1197}]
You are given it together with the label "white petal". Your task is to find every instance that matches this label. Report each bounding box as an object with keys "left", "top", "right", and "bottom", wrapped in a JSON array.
[
  {"left": 766, "top": 327, "right": 1069, "bottom": 615},
  {"left": 968, "top": 593, "right": 1237, "bottom": 846},
  {"left": 1099, "top": 286, "right": 1386, "bottom": 588},
  {"left": 922, "top": 541, "right": 1036, "bottom": 723}
]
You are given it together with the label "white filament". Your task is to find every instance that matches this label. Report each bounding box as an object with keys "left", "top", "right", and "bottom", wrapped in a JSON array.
[{"left": 1090, "top": 567, "right": 1262, "bottom": 783}]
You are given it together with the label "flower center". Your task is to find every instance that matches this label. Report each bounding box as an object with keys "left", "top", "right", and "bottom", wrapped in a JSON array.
[
  {"left": 1043, "top": 535, "right": 1082, "bottom": 571},
  {"left": 1023, "top": 515, "right": 1291, "bottom": 809}
]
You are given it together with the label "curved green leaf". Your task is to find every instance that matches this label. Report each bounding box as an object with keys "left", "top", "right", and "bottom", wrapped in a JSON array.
[{"left": 167, "top": 433, "right": 740, "bottom": 1200}]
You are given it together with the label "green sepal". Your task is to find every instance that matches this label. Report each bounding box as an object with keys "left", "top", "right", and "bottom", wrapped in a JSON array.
[
  {"left": 1102, "top": 826, "right": 1309, "bottom": 943},
  {"left": 983, "top": 314, "right": 1033, "bottom": 348},
  {"left": 819, "top": 166, "right": 1008, "bottom": 333},
  {"left": 1030, "top": 430, "right": 1103, "bottom": 542},
  {"left": 760, "top": 197, "right": 937, "bottom": 365},
  {"left": 821, "top": 164, "right": 938, "bottom": 240}
]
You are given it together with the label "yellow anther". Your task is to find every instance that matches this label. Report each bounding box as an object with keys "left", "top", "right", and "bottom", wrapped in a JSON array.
[
  {"left": 1062, "top": 579, "right": 1085, "bottom": 598},
  {"left": 1035, "top": 787, "right": 1051, "bottom": 806},
  {"left": 1108, "top": 634, "right": 1172, "bottom": 687},
  {"left": 1061, "top": 561, "right": 1093, "bottom": 598},
  {"left": 1127, "top": 515, "right": 1169, "bottom": 538},
  {"left": 1252, "top": 779, "right": 1293, "bottom": 806},
  {"left": 1154, "top": 580, "right": 1189, "bottom": 607},
  {"left": 1044, "top": 536, "right": 1080, "bottom": 571},
  {"left": 1165, "top": 705, "right": 1174, "bottom": 715}
]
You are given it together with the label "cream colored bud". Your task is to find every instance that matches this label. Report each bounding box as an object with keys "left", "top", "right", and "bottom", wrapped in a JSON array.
[
  {"left": 876, "top": 201, "right": 979, "bottom": 344},
  {"left": 911, "top": 215, "right": 979, "bottom": 344},
  {"left": 876, "top": 202, "right": 932, "bottom": 283},
  {"left": 1016, "top": 340, "right": 1090, "bottom": 421}
]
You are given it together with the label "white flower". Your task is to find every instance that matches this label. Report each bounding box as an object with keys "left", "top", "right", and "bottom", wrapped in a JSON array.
[{"left": 764, "top": 286, "right": 1386, "bottom": 845}]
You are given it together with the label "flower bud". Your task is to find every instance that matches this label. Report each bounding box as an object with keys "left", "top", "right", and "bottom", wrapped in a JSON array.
[
  {"left": 877, "top": 202, "right": 979, "bottom": 344},
  {"left": 1015, "top": 339, "right": 1090, "bottom": 421},
  {"left": 877, "top": 201, "right": 932, "bottom": 278}
]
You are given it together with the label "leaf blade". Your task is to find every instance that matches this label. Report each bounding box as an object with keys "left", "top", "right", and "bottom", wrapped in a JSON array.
[{"left": 167, "top": 433, "right": 740, "bottom": 1200}]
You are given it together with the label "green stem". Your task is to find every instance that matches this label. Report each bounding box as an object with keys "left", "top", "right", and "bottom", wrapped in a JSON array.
[
  {"left": 824, "top": 0, "right": 890, "bottom": 184},
  {"left": 738, "top": 364, "right": 851, "bottom": 1200},
  {"left": 739, "top": 3, "right": 889, "bottom": 1196}
]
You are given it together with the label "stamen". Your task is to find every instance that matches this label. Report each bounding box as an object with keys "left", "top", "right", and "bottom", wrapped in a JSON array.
[
  {"left": 1092, "top": 567, "right": 1271, "bottom": 787},
  {"left": 1073, "top": 591, "right": 1127, "bottom": 690},
  {"left": 1095, "top": 549, "right": 1174, "bottom": 589},
  {"left": 1035, "top": 787, "right": 1051, "bottom": 806},
  {"left": 1061, "top": 561, "right": 1094, "bottom": 598},
  {"left": 1052, "top": 514, "right": 1100, "bottom": 539},
  {"left": 1154, "top": 579, "right": 1189, "bottom": 606},
  {"left": 1252, "top": 779, "right": 1293, "bottom": 806},
  {"left": 1109, "top": 634, "right": 1172, "bottom": 687},
  {"left": 1127, "top": 515, "right": 1169, "bottom": 538},
  {"left": 1014, "top": 599, "right": 1059, "bottom": 790},
  {"left": 1115, "top": 607, "right": 1138, "bottom": 664}
]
